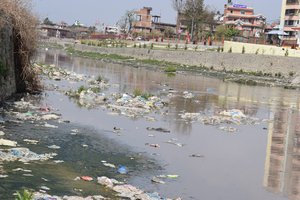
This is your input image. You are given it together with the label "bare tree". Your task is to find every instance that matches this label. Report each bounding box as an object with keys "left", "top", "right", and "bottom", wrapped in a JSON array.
[
  {"left": 171, "top": 0, "right": 186, "bottom": 33},
  {"left": 117, "top": 10, "right": 136, "bottom": 34}
]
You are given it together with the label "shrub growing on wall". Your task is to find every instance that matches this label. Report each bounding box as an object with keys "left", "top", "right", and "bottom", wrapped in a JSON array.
[{"left": 0, "top": 0, "right": 39, "bottom": 92}]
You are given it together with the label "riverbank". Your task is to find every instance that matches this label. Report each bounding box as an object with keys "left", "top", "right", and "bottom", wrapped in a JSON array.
[
  {"left": 31, "top": 48, "right": 298, "bottom": 200},
  {"left": 40, "top": 39, "right": 300, "bottom": 89}
]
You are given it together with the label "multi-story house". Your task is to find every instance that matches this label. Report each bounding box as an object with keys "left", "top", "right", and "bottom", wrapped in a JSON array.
[
  {"left": 223, "top": 2, "right": 266, "bottom": 38},
  {"left": 280, "top": 0, "right": 300, "bottom": 42}
]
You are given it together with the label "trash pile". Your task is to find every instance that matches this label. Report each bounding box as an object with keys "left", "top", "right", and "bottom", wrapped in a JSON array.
[
  {"left": 180, "top": 109, "right": 260, "bottom": 133},
  {"left": 36, "top": 63, "right": 87, "bottom": 82},
  {"left": 107, "top": 94, "right": 167, "bottom": 118},
  {"left": 32, "top": 175, "right": 181, "bottom": 200},
  {"left": 66, "top": 88, "right": 107, "bottom": 108},
  {"left": 0, "top": 148, "right": 57, "bottom": 163}
]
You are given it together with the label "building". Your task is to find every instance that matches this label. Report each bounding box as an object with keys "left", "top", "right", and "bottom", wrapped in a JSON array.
[
  {"left": 223, "top": 2, "right": 266, "bottom": 38},
  {"left": 132, "top": 7, "right": 185, "bottom": 37},
  {"left": 132, "top": 7, "right": 159, "bottom": 33},
  {"left": 280, "top": 0, "right": 300, "bottom": 45}
]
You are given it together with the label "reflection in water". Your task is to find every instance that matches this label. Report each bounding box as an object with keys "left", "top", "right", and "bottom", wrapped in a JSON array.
[
  {"left": 36, "top": 49, "right": 300, "bottom": 200},
  {"left": 264, "top": 102, "right": 300, "bottom": 200}
]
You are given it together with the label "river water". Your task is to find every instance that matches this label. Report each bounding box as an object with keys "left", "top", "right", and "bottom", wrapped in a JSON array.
[{"left": 33, "top": 48, "right": 300, "bottom": 200}]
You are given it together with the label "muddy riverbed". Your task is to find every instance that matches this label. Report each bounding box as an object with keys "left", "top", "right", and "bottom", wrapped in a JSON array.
[{"left": 2, "top": 48, "right": 300, "bottom": 200}]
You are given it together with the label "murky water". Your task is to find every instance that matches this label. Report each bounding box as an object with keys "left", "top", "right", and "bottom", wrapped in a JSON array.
[{"left": 32, "top": 48, "right": 300, "bottom": 200}]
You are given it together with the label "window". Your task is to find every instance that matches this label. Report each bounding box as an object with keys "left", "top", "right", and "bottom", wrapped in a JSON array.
[
  {"left": 241, "top": 11, "right": 245, "bottom": 14},
  {"left": 136, "top": 15, "right": 141, "bottom": 21}
]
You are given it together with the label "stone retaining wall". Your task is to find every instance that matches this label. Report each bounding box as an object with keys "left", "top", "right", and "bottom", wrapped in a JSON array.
[
  {"left": 0, "top": 21, "right": 16, "bottom": 101},
  {"left": 73, "top": 44, "right": 300, "bottom": 76}
]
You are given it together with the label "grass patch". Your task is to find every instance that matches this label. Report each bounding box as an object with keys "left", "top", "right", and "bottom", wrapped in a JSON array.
[
  {"left": 133, "top": 89, "right": 153, "bottom": 100},
  {"left": 15, "top": 189, "right": 33, "bottom": 200},
  {"left": 164, "top": 66, "right": 177, "bottom": 73},
  {"left": 66, "top": 47, "right": 133, "bottom": 60}
]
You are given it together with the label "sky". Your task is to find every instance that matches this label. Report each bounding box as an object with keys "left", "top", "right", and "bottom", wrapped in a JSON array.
[{"left": 32, "top": 0, "right": 281, "bottom": 26}]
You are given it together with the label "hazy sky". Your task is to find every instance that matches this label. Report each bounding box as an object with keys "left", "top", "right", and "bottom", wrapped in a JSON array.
[{"left": 32, "top": 0, "right": 281, "bottom": 26}]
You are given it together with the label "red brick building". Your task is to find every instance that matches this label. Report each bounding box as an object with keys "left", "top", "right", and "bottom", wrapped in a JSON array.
[{"left": 223, "top": 3, "right": 266, "bottom": 37}]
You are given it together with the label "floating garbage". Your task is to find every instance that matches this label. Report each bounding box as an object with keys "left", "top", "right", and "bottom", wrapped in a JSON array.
[
  {"left": 148, "top": 144, "right": 160, "bottom": 148},
  {"left": 23, "top": 139, "right": 39, "bottom": 145},
  {"left": 47, "top": 145, "right": 61, "bottom": 149},
  {"left": 151, "top": 177, "right": 165, "bottom": 184},
  {"left": 80, "top": 176, "right": 93, "bottom": 181},
  {"left": 41, "top": 114, "right": 60, "bottom": 120},
  {"left": 0, "top": 148, "right": 57, "bottom": 163},
  {"left": 44, "top": 123, "right": 58, "bottom": 129},
  {"left": 189, "top": 154, "right": 204, "bottom": 158},
  {"left": 0, "top": 131, "right": 5, "bottom": 136},
  {"left": 97, "top": 176, "right": 114, "bottom": 188},
  {"left": 117, "top": 165, "right": 128, "bottom": 174},
  {"left": 146, "top": 127, "right": 170, "bottom": 133},
  {"left": 103, "top": 162, "right": 116, "bottom": 168},
  {"left": 183, "top": 91, "right": 195, "bottom": 99},
  {"left": 0, "top": 139, "right": 17, "bottom": 147},
  {"left": 179, "top": 109, "right": 260, "bottom": 133}
]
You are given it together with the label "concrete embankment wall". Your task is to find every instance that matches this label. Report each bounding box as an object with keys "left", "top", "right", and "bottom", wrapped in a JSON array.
[
  {"left": 74, "top": 44, "right": 300, "bottom": 76},
  {"left": 224, "top": 41, "right": 300, "bottom": 58},
  {"left": 0, "top": 21, "right": 17, "bottom": 101}
]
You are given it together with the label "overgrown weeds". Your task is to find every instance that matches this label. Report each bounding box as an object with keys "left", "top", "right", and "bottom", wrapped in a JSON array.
[{"left": 0, "top": 0, "right": 40, "bottom": 92}]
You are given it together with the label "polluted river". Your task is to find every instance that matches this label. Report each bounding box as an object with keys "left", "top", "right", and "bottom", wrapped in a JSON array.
[{"left": 1, "top": 48, "right": 300, "bottom": 200}]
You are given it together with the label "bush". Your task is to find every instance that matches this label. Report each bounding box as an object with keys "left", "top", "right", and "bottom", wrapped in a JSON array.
[
  {"left": 255, "top": 49, "right": 259, "bottom": 55},
  {"left": 228, "top": 47, "right": 232, "bottom": 53},
  {"left": 0, "top": 0, "right": 40, "bottom": 92},
  {"left": 150, "top": 43, "right": 154, "bottom": 49},
  {"left": 285, "top": 49, "right": 289, "bottom": 57},
  {"left": 15, "top": 189, "right": 33, "bottom": 200},
  {"left": 164, "top": 66, "right": 177, "bottom": 73},
  {"left": 242, "top": 46, "right": 245, "bottom": 54},
  {"left": 289, "top": 71, "right": 295, "bottom": 77}
]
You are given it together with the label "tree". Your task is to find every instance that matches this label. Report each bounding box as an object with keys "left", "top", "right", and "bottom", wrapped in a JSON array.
[
  {"left": 171, "top": 0, "right": 217, "bottom": 41},
  {"left": 171, "top": 0, "right": 186, "bottom": 34},
  {"left": 183, "top": 0, "right": 205, "bottom": 41},
  {"left": 88, "top": 26, "right": 96, "bottom": 33},
  {"left": 117, "top": 10, "right": 136, "bottom": 34},
  {"left": 215, "top": 25, "right": 240, "bottom": 40},
  {"left": 164, "top": 27, "right": 175, "bottom": 38},
  {"left": 43, "top": 17, "right": 54, "bottom": 26}
]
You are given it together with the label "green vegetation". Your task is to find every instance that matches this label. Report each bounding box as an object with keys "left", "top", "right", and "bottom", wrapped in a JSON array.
[
  {"left": 150, "top": 43, "right": 154, "bottom": 49},
  {"left": 81, "top": 39, "right": 128, "bottom": 48},
  {"left": 215, "top": 25, "right": 240, "bottom": 40},
  {"left": 66, "top": 47, "right": 133, "bottom": 61},
  {"left": 15, "top": 189, "right": 33, "bottom": 200},
  {"left": 242, "top": 46, "right": 245, "bottom": 54},
  {"left": 77, "top": 85, "right": 87, "bottom": 94},
  {"left": 164, "top": 66, "right": 177, "bottom": 73},
  {"left": 96, "top": 75, "right": 106, "bottom": 82},
  {"left": 133, "top": 89, "right": 153, "bottom": 100},
  {"left": 289, "top": 71, "right": 295, "bottom": 77},
  {"left": 285, "top": 49, "right": 289, "bottom": 57}
]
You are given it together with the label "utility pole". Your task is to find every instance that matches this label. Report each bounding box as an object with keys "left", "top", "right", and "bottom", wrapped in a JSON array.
[{"left": 190, "top": 0, "right": 195, "bottom": 42}]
